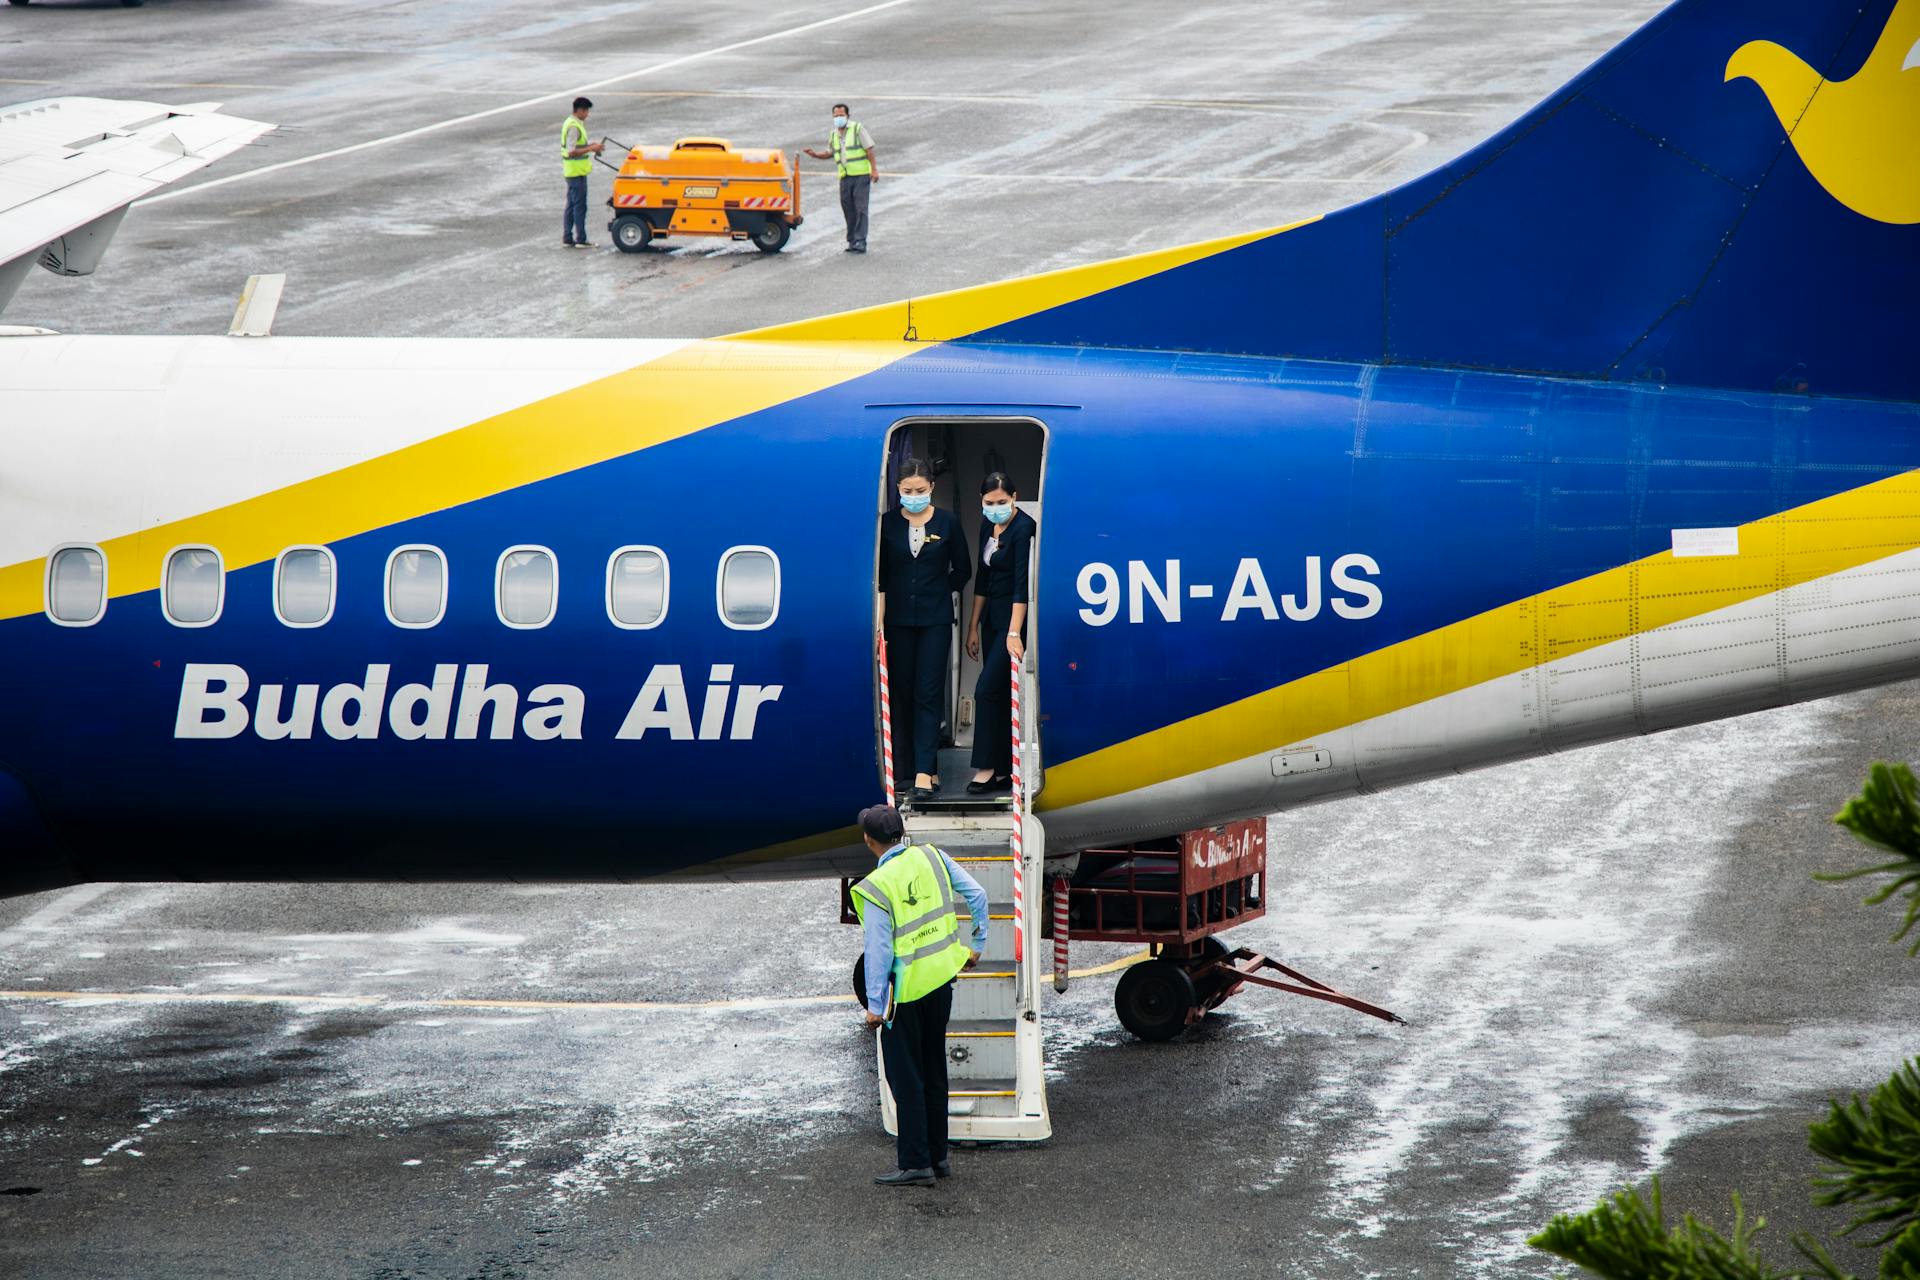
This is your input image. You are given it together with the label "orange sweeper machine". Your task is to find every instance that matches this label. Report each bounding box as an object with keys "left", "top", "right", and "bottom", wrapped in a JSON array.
[{"left": 603, "top": 137, "right": 802, "bottom": 254}]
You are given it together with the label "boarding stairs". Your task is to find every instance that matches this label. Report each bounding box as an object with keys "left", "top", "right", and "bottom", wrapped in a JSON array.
[{"left": 872, "top": 648, "right": 1050, "bottom": 1143}]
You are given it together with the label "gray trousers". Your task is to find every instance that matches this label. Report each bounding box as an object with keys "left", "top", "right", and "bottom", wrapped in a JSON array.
[{"left": 839, "top": 174, "right": 871, "bottom": 249}]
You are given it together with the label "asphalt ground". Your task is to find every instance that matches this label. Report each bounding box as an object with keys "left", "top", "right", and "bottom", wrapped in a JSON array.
[{"left": 6, "top": 1, "right": 1920, "bottom": 1277}]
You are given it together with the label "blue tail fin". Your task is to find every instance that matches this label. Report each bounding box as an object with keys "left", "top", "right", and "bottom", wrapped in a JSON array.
[{"left": 968, "top": 0, "right": 1919, "bottom": 402}]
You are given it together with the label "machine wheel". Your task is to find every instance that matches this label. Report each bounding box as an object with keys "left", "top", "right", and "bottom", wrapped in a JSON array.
[
  {"left": 751, "top": 219, "right": 791, "bottom": 253},
  {"left": 1115, "top": 958, "right": 1197, "bottom": 1042},
  {"left": 611, "top": 214, "right": 652, "bottom": 253}
]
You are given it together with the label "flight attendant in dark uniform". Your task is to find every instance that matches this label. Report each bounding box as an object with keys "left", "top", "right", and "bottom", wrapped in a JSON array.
[
  {"left": 965, "top": 472, "right": 1035, "bottom": 793},
  {"left": 878, "top": 457, "right": 972, "bottom": 801}
]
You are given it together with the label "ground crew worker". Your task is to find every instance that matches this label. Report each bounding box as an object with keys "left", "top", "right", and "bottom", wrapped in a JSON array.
[
  {"left": 803, "top": 103, "right": 877, "bottom": 253},
  {"left": 851, "top": 804, "right": 988, "bottom": 1187},
  {"left": 561, "top": 96, "right": 604, "bottom": 248}
]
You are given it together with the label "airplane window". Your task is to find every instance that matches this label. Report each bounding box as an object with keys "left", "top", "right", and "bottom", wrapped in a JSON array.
[
  {"left": 718, "top": 546, "right": 779, "bottom": 630},
  {"left": 46, "top": 545, "right": 106, "bottom": 625},
  {"left": 163, "top": 546, "right": 223, "bottom": 627},
  {"left": 607, "top": 547, "right": 668, "bottom": 629},
  {"left": 387, "top": 546, "right": 446, "bottom": 628},
  {"left": 497, "top": 547, "right": 557, "bottom": 628},
  {"left": 274, "top": 547, "right": 335, "bottom": 627}
]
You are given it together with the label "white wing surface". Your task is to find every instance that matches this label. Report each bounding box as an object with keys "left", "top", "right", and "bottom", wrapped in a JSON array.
[{"left": 0, "top": 96, "right": 273, "bottom": 314}]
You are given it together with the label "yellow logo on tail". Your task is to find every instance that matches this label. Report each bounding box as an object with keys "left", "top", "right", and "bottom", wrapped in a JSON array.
[{"left": 1726, "top": 0, "right": 1920, "bottom": 224}]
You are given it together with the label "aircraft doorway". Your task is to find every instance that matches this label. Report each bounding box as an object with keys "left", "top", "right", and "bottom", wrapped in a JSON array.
[{"left": 875, "top": 416, "right": 1045, "bottom": 802}]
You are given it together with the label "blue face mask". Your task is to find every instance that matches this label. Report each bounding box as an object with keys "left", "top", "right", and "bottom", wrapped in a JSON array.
[
  {"left": 900, "top": 491, "right": 932, "bottom": 514},
  {"left": 982, "top": 502, "right": 1014, "bottom": 525}
]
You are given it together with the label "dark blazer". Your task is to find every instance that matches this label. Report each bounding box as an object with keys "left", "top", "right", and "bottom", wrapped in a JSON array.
[
  {"left": 878, "top": 507, "right": 972, "bottom": 627},
  {"left": 975, "top": 508, "right": 1035, "bottom": 605}
]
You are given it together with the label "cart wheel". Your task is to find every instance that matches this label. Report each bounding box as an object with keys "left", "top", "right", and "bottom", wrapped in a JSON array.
[
  {"left": 1190, "top": 936, "right": 1236, "bottom": 1011},
  {"left": 611, "top": 215, "right": 652, "bottom": 253},
  {"left": 852, "top": 953, "right": 867, "bottom": 1002},
  {"left": 751, "top": 219, "right": 791, "bottom": 253},
  {"left": 1115, "top": 958, "right": 1196, "bottom": 1042}
]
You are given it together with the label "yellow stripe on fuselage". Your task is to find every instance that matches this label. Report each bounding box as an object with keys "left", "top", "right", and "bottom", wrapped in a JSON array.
[
  {"left": 1035, "top": 467, "right": 1920, "bottom": 812},
  {"left": 731, "top": 220, "right": 1307, "bottom": 345},
  {"left": 0, "top": 221, "right": 1307, "bottom": 624}
]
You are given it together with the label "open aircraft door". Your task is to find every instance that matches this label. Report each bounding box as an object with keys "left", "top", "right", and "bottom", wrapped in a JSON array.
[{"left": 853, "top": 414, "right": 1051, "bottom": 1142}]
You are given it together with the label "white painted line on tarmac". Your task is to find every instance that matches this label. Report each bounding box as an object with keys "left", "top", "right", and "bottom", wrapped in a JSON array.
[
  {"left": 140, "top": 0, "right": 919, "bottom": 206},
  {"left": 0, "top": 79, "right": 279, "bottom": 90},
  {"left": 426, "top": 87, "right": 1481, "bottom": 119},
  {"left": 0, "top": 884, "right": 114, "bottom": 950},
  {"left": 797, "top": 170, "right": 1373, "bottom": 185},
  {"left": 0, "top": 952, "right": 1145, "bottom": 1015}
]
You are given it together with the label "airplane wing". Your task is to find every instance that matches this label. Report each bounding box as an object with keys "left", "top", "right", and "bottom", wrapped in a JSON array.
[{"left": 0, "top": 96, "right": 273, "bottom": 315}]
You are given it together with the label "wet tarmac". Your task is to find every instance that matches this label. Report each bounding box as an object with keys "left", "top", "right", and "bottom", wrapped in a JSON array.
[
  {"left": 7, "top": 0, "right": 1920, "bottom": 1276},
  {"left": 5, "top": 686, "right": 1919, "bottom": 1278}
]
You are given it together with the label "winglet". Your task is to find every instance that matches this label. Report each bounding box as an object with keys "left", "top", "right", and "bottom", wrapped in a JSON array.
[{"left": 0, "top": 96, "right": 274, "bottom": 314}]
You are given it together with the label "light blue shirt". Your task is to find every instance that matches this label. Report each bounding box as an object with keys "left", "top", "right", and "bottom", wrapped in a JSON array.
[{"left": 862, "top": 842, "right": 990, "bottom": 1017}]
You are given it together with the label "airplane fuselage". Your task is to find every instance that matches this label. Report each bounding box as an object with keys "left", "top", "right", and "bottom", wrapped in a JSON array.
[{"left": 4, "top": 333, "right": 1917, "bottom": 894}]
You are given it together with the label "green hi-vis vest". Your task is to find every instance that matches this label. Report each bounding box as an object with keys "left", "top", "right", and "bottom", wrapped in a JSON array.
[
  {"left": 561, "top": 116, "right": 592, "bottom": 178},
  {"left": 851, "top": 844, "right": 969, "bottom": 1005},
  {"left": 831, "top": 122, "right": 871, "bottom": 178}
]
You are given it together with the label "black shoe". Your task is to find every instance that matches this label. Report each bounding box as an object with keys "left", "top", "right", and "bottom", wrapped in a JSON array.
[
  {"left": 934, "top": 1159, "right": 951, "bottom": 1179},
  {"left": 874, "top": 1167, "right": 936, "bottom": 1187},
  {"left": 844, "top": 244, "right": 857, "bottom": 252},
  {"left": 562, "top": 240, "right": 578, "bottom": 248},
  {"left": 966, "top": 776, "right": 1011, "bottom": 795},
  {"left": 909, "top": 786, "right": 934, "bottom": 803},
  {"left": 850, "top": 245, "right": 867, "bottom": 254}
]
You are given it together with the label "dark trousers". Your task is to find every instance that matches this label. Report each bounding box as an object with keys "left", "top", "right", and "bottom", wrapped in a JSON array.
[
  {"left": 881, "top": 978, "right": 953, "bottom": 1171},
  {"left": 886, "top": 621, "right": 949, "bottom": 778},
  {"left": 839, "top": 173, "right": 870, "bottom": 248},
  {"left": 970, "top": 597, "right": 1023, "bottom": 776},
  {"left": 564, "top": 175, "right": 587, "bottom": 243}
]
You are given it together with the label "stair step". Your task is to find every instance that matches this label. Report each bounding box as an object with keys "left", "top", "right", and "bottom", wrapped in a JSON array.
[
  {"left": 947, "top": 1019, "right": 1017, "bottom": 1037},
  {"left": 949, "top": 1078, "right": 1017, "bottom": 1098},
  {"left": 945, "top": 1019, "right": 1018, "bottom": 1078},
  {"left": 953, "top": 970, "right": 1018, "bottom": 1021}
]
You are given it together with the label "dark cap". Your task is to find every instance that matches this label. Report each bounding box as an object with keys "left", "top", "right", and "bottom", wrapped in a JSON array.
[
  {"left": 573, "top": 96, "right": 594, "bottom": 111},
  {"left": 858, "top": 805, "right": 905, "bottom": 844}
]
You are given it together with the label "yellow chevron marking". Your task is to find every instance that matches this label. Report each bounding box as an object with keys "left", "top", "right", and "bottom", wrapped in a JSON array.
[{"left": 1036, "top": 468, "right": 1920, "bottom": 811}]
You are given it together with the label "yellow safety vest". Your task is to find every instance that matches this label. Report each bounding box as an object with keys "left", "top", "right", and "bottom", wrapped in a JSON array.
[
  {"left": 851, "top": 844, "right": 969, "bottom": 1005},
  {"left": 831, "top": 122, "right": 872, "bottom": 178},
  {"left": 561, "top": 116, "right": 592, "bottom": 178}
]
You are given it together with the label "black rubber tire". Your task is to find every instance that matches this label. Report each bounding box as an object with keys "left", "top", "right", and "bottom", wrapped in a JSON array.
[
  {"left": 1190, "top": 936, "right": 1236, "bottom": 1010},
  {"left": 852, "top": 953, "right": 867, "bottom": 1002},
  {"left": 751, "top": 219, "right": 791, "bottom": 253},
  {"left": 8, "top": 2, "right": 30, "bottom": 7},
  {"left": 121, "top": 0, "right": 145, "bottom": 6},
  {"left": 611, "top": 214, "right": 652, "bottom": 253},
  {"left": 1114, "top": 958, "right": 1197, "bottom": 1042}
]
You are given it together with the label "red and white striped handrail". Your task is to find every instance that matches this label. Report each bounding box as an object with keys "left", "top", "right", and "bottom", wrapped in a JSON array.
[
  {"left": 877, "top": 634, "right": 895, "bottom": 808},
  {"left": 1010, "top": 651, "right": 1025, "bottom": 965},
  {"left": 1052, "top": 874, "right": 1070, "bottom": 993}
]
